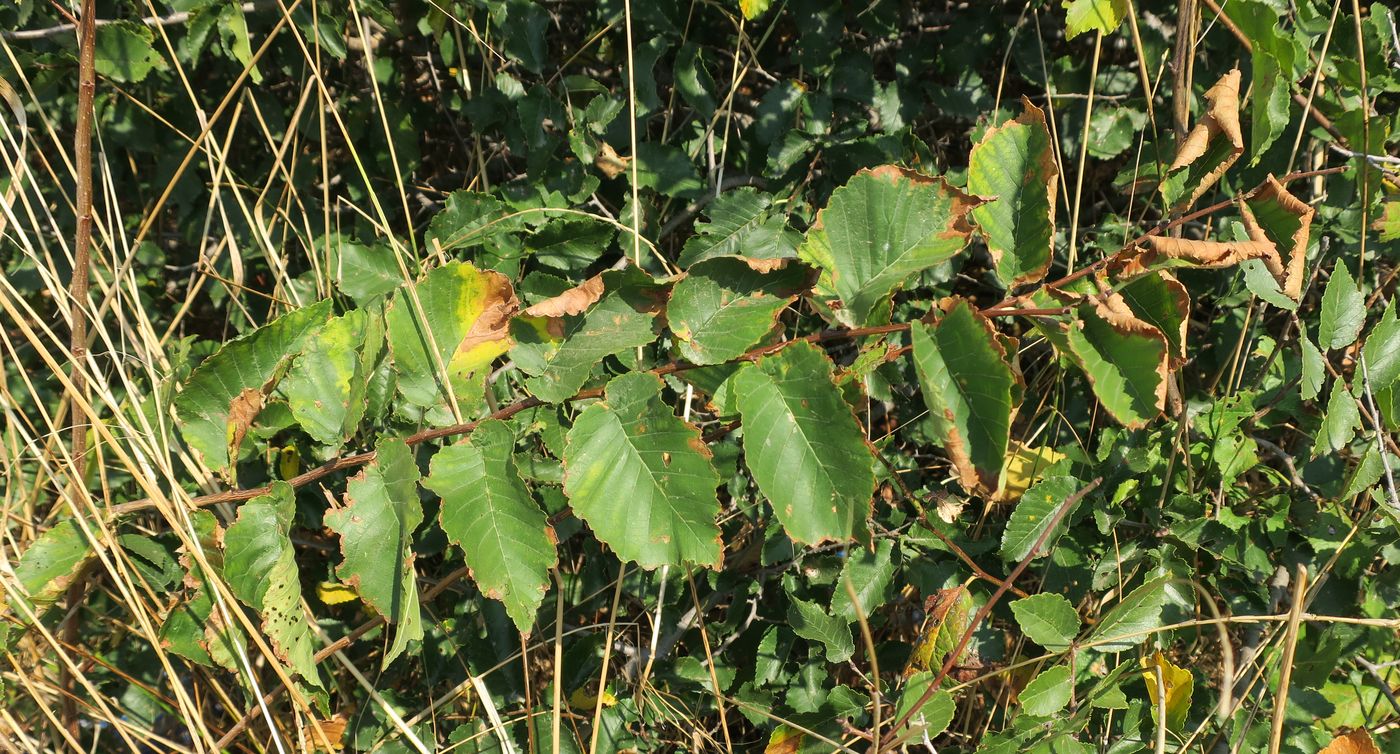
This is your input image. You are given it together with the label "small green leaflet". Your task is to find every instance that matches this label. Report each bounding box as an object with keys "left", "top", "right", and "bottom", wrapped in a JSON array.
[
  {"left": 912, "top": 298, "right": 1021, "bottom": 493},
  {"left": 424, "top": 420, "right": 557, "bottom": 634},
  {"left": 1319, "top": 264, "right": 1365, "bottom": 350},
  {"left": 563, "top": 372, "right": 724, "bottom": 569},
  {"left": 1063, "top": 0, "right": 1128, "bottom": 39},
  {"left": 676, "top": 187, "right": 798, "bottom": 269},
  {"left": 832, "top": 540, "right": 896, "bottom": 622},
  {"left": 734, "top": 342, "right": 876, "bottom": 544},
  {"left": 1316, "top": 380, "right": 1360, "bottom": 457},
  {"left": 1301, "top": 333, "right": 1326, "bottom": 401},
  {"left": 1020, "top": 665, "right": 1073, "bottom": 716},
  {"left": 787, "top": 595, "right": 854, "bottom": 664},
  {"left": 325, "top": 438, "right": 424, "bottom": 668},
  {"left": 1010, "top": 593, "right": 1081, "bottom": 653},
  {"left": 1087, "top": 577, "right": 1170, "bottom": 653},
  {"left": 894, "top": 674, "right": 955, "bottom": 744},
  {"left": 1362, "top": 300, "right": 1400, "bottom": 393},
  {"left": 1001, "top": 476, "right": 1082, "bottom": 562},
  {"left": 280, "top": 307, "right": 383, "bottom": 448},
  {"left": 222, "top": 482, "right": 322, "bottom": 687}
]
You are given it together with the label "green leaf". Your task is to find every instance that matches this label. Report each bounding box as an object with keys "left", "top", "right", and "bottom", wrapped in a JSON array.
[
  {"left": 1117, "top": 272, "right": 1189, "bottom": 365},
  {"left": 280, "top": 308, "right": 383, "bottom": 448},
  {"left": 161, "top": 511, "right": 241, "bottom": 670},
  {"left": 426, "top": 191, "right": 523, "bottom": 256},
  {"left": 667, "top": 257, "right": 810, "bottom": 365},
  {"left": 386, "top": 261, "right": 516, "bottom": 416},
  {"left": 10, "top": 518, "right": 91, "bottom": 610},
  {"left": 1319, "top": 264, "right": 1365, "bottom": 350},
  {"left": 1020, "top": 665, "right": 1073, "bottom": 717},
  {"left": 424, "top": 420, "right": 557, "bottom": 633},
  {"left": 222, "top": 482, "right": 322, "bottom": 687},
  {"left": 510, "top": 268, "right": 664, "bottom": 403},
  {"left": 633, "top": 143, "right": 704, "bottom": 199},
  {"left": 1065, "top": 299, "right": 1168, "bottom": 428},
  {"left": 1363, "top": 300, "right": 1400, "bottom": 392},
  {"left": 737, "top": 0, "right": 773, "bottom": 21},
  {"left": 525, "top": 218, "right": 617, "bottom": 277},
  {"left": 1010, "top": 593, "right": 1081, "bottom": 653},
  {"left": 1063, "top": 0, "right": 1128, "bottom": 39},
  {"left": 325, "top": 438, "right": 425, "bottom": 668},
  {"left": 912, "top": 298, "right": 1021, "bottom": 493},
  {"left": 1000, "top": 476, "right": 1081, "bottom": 562},
  {"left": 894, "top": 675, "right": 955, "bottom": 742},
  {"left": 798, "top": 165, "right": 980, "bottom": 326},
  {"left": 1317, "top": 380, "right": 1360, "bottom": 456},
  {"left": 563, "top": 372, "right": 723, "bottom": 568},
  {"left": 832, "top": 540, "right": 896, "bottom": 622},
  {"left": 331, "top": 238, "right": 403, "bottom": 305},
  {"left": 967, "top": 99, "right": 1058, "bottom": 286},
  {"left": 733, "top": 341, "right": 876, "bottom": 544},
  {"left": 95, "top": 21, "right": 164, "bottom": 83},
  {"left": 787, "top": 595, "right": 854, "bottom": 663},
  {"left": 677, "top": 188, "right": 799, "bottom": 269},
  {"left": 674, "top": 42, "right": 717, "bottom": 119},
  {"left": 175, "top": 300, "right": 334, "bottom": 475},
  {"left": 1302, "top": 334, "right": 1326, "bottom": 401},
  {"left": 1087, "top": 577, "right": 1170, "bottom": 652}
]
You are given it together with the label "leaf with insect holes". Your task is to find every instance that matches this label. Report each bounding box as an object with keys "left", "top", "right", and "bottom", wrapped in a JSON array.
[
  {"left": 425, "top": 419, "right": 558, "bottom": 633},
  {"left": 912, "top": 298, "right": 1021, "bottom": 493},
  {"left": 563, "top": 372, "right": 723, "bottom": 569},
  {"left": 386, "top": 261, "right": 517, "bottom": 416},
  {"left": 799, "top": 165, "right": 982, "bottom": 326},
  {"left": 968, "top": 98, "right": 1058, "bottom": 286},
  {"left": 667, "top": 257, "right": 811, "bottom": 365},
  {"left": 734, "top": 342, "right": 876, "bottom": 544},
  {"left": 325, "top": 438, "right": 424, "bottom": 668},
  {"left": 175, "top": 300, "right": 333, "bottom": 476},
  {"left": 222, "top": 482, "right": 322, "bottom": 687}
]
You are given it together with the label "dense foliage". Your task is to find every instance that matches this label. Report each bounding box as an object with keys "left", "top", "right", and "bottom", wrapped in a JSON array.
[{"left": 1, "top": 0, "right": 1399, "bottom": 752}]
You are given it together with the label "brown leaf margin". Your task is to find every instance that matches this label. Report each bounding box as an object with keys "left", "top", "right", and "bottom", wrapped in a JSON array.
[
  {"left": 970, "top": 96, "right": 1059, "bottom": 286},
  {"left": 1240, "top": 174, "right": 1316, "bottom": 301},
  {"left": 1163, "top": 69, "right": 1244, "bottom": 211}
]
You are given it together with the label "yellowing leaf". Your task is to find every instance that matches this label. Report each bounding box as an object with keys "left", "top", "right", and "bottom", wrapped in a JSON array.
[
  {"left": 904, "top": 586, "right": 973, "bottom": 678},
  {"left": 997, "top": 442, "right": 1067, "bottom": 502},
  {"left": 1319, "top": 730, "right": 1382, "bottom": 754},
  {"left": 738, "top": 0, "right": 772, "bottom": 20},
  {"left": 568, "top": 686, "right": 617, "bottom": 711},
  {"left": 316, "top": 580, "right": 358, "bottom": 606},
  {"left": 764, "top": 725, "right": 806, "bottom": 754},
  {"left": 278, "top": 446, "right": 301, "bottom": 480},
  {"left": 301, "top": 715, "right": 348, "bottom": 752},
  {"left": 1142, "top": 651, "right": 1193, "bottom": 733}
]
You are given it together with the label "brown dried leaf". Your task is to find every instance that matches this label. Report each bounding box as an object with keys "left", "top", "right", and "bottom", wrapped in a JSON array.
[
  {"left": 302, "top": 715, "right": 348, "bottom": 752},
  {"left": 225, "top": 387, "right": 264, "bottom": 474},
  {"left": 1319, "top": 730, "right": 1381, "bottom": 754},
  {"left": 524, "top": 274, "right": 606, "bottom": 318},
  {"left": 594, "top": 141, "right": 631, "bottom": 179},
  {"left": 1162, "top": 69, "right": 1244, "bottom": 211},
  {"left": 1136, "top": 236, "right": 1277, "bottom": 268}
]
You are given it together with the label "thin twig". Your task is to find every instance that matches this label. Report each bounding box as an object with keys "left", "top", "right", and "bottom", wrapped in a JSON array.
[{"left": 1, "top": 1, "right": 267, "bottom": 41}]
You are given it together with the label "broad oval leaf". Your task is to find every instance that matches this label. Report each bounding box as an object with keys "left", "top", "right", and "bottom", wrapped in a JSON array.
[
  {"left": 1319, "top": 263, "right": 1365, "bottom": 351},
  {"left": 667, "top": 257, "right": 810, "bottom": 365},
  {"left": 733, "top": 341, "right": 876, "bottom": 544},
  {"left": 798, "top": 165, "right": 982, "bottom": 326},
  {"left": 325, "top": 437, "right": 425, "bottom": 668},
  {"left": 563, "top": 371, "right": 723, "bottom": 569},
  {"left": 425, "top": 419, "right": 558, "bottom": 633},
  {"left": 912, "top": 298, "right": 1021, "bottom": 493},
  {"left": 1010, "top": 593, "right": 1081, "bottom": 653},
  {"left": 1064, "top": 0, "right": 1128, "bottom": 39},
  {"left": 175, "top": 299, "right": 333, "bottom": 476},
  {"left": 968, "top": 98, "right": 1058, "bottom": 286},
  {"left": 387, "top": 261, "right": 517, "bottom": 418},
  {"left": 832, "top": 539, "right": 896, "bottom": 622},
  {"left": 222, "top": 482, "right": 322, "bottom": 687},
  {"left": 1020, "top": 664, "right": 1072, "bottom": 717},
  {"left": 280, "top": 307, "right": 384, "bottom": 448}
]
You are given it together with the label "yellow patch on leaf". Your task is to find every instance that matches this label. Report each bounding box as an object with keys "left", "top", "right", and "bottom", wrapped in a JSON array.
[
  {"left": 764, "top": 725, "right": 806, "bottom": 754},
  {"left": 568, "top": 686, "right": 617, "bottom": 711},
  {"left": 997, "top": 442, "right": 1067, "bottom": 501},
  {"left": 316, "top": 581, "right": 359, "bottom": 606}
]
